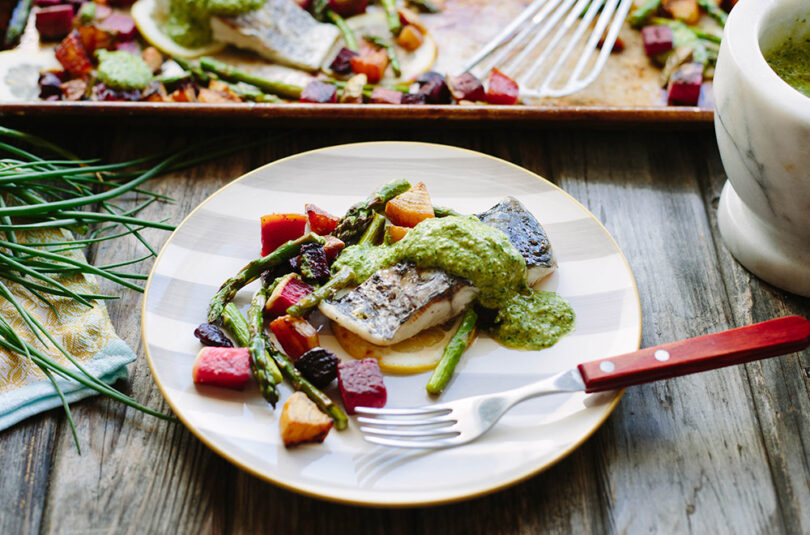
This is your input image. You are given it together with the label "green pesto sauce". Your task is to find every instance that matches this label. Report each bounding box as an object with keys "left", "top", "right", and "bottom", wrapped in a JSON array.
[
  {"left": 765, "top": 36, "right": 810, "bottom": 98},
  {"left": 333, "top": 215, "right": 576, "bottom": 349},
  {"left": 490, "top": 291, "right": 575, "bottom": 349},
  {"left": 96, "top": 50, "right": 153, "bottom": 90},
  {"left": 165, "top": 0, "right": 265, "bottom": 48}
]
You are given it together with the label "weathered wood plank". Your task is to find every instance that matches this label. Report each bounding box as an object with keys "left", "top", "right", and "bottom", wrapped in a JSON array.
[
  {"left": 550, "top": 130, "right": 785, "bottom": 534},
  {"left": 693, "top": 135, "right": 810, "bottom": 535}
]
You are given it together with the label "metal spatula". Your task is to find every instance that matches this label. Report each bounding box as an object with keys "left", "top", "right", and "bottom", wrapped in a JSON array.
[
  {"left": 357, "top": 316, "right": 810, "bottom": 449},
  {"left": 461, "top": 0, "right": 635, "bottom": 98}
]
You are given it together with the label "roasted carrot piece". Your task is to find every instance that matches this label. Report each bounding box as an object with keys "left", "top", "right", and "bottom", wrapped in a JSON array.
[
  {"left": 350, "top": 48, "right": 389, "bottom": 84},
  {"left": 384, "top": 182, "right": 435, "bottom": 228}
]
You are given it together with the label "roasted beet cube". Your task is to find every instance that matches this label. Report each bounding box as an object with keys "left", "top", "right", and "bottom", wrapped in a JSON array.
[
  {"left": 485, "top": 67, "right": 519, "bottom": 105},
  {"left": 322, "top": 235, "right": 345, "bottom": 263},
  {"left": 99, "top": 13, "right": 138, "bottom": 41},
  {"left": 36, "top": 5, "right": 75, "bottom": 41},
  {"left": 298, "top": 243, "right": 330, "bottom": 283},
  {"left": 295, "top": 347, "right": 339, "bottom": 388},
  {"left": 667, "top": 62, "right": 703, "bottom": 106},
  {"left": 38, "top": 72, "right": 64, "bottom": 99},
  {"left": 94, "top": 83, "right": 141, "bottom": 101},
  {"left": 55, "top": 31, "right": 93, "bottom": 77},
  {"left": 415, "top": 71, "right": 450, "bottom": 103},
  {"left": 192, "top": 347, "right": 251, "bottom": 389},
  {"left": 300, "top": 80, "right": 338, "bottom": 103},
  {"left": 401, "top": 92, "right": 426, "bottom": 104},
  {"left": 370, "top": 86, "right": 402, "bottom": 104},
  {"left": 270, "top": 315, "right": 319, "bottom": 360},
  {"left": 447, "top": 73, "right": 485, "bottom": 102},
  {"left": 328, "top": 0, "right": 367, "bottom": 16},
  {"left": 194, "top": 323, "right": 234, "bottom": 347},
  {"left": 305, "top": 203, "right": 339, "bottom": 235},
  {"left": 330, "top": 47, "right": 359, "bottom": 75},
  {"left": 641, "top": 25, "right": 673, "bottom": 57},
  {"left": 338, "top": 358, "right": 387, "bottom": 414},
  {"left": 265, "top": 273, "right": 313, "bottom": 317}
]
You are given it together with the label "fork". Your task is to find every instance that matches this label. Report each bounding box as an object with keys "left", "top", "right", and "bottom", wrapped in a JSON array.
[
  {"left": 356, "top": 316, "right": 810, "bottom": 449},
  {"left": 460, "top": 0, "right": 635, "bottom": 98}
]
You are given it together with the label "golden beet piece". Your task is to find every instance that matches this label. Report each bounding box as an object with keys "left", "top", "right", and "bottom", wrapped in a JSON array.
[
  {"left": 280, "top": 392, "right": 333, "bottom": 447},
  {"left": 384, "top": 182, "right": 435, "bottom": 228},
  {"left": 396, "top": 25, "right": 424, "bottom": 52},
  {"left": 386, "top": 224, "right": 409, "bottom": 243},
  {"left": 662, "top": 0, "right": 699, "bottom": 24}
]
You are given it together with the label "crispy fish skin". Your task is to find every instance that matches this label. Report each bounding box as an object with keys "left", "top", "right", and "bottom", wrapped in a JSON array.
[
  {"left": 476, "top": 197, "right": 557, "bottom": 286},
  {"left": 319, "top": 262, "right": 479, "bottom": 346},
  {"left": 210, "top": 0, "right": 340, "bottom": 71}
]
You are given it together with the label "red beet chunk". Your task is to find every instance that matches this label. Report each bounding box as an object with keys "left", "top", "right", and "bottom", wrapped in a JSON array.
[
  {"left": 55, "top": 32, "right": 93, "bottom": 77},
  {"left": 301, "top": 80, "right": 338, "bottom": 103},
  {"left": 260, "top": 213, "right": 307, "bottom": 256},
  {"left": 265, "top": 273, "right": 313, "bottom": 317},
  {"left": 34, "top": 0, "right": 62, "bottom": 6},
  {"left": 329, "top": 47, "right": 359, "bottom": 75},
  {"left": 305, "top": 203, "right": 339, "bottom": 235},
  {"left": 328, "top": 0, "right": 367, "bottom": 16},
  {"left": 641, "top": 25, "right": 673, "bottom": 57},
  {"left": 401, "top": 92, "right": 426, "bottom": 104},
  {"left": 293, "top": 0, "right": 312, "bottom": 8},
  {"left": 338, "top": 358, "right": 387, "bottom": 414},
  {"left": 667, "top": 62, "right": 703, "bottom": 105},
  {"left": 36, "top": 5, "right": 75, "bottom": 41},
  {"left": 38, "top": 72, "right": 64, "bottom": 98},
  {"left": 192, "top": 347, "right": 251, "bottom": 389},
  {"left": 447, "top": 72, "right": 485, "bottom": 102},
  {"left": 415, "top": 71, "right": 450, "bottom": 103},
  {"left": 99, "top": 13, "right": 138, "bottom": 41},
  {"left": 485, "top": 67, "right": 519, "bottom": 105},
  {"left": 297, "top": 242, "right": 331, "bottom": 283},
  {"left": 370, "top": 86, "right": 402, "bottom": 104}
]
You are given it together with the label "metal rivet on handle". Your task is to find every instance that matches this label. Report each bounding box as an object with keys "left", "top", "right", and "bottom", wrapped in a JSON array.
[
  {"left": 599, "top": 361, "right": 615, "bottom": 373},
  {"left": 654, "top": 350, "right": 670, "bottom": 362}
]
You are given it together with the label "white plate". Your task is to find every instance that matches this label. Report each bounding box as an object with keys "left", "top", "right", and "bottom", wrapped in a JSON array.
[{"left": 142, "top": 142, "right": 641, "bottom": 506}]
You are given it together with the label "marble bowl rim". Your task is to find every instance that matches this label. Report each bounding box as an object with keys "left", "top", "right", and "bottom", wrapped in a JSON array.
[{"left": 723, "top": 0, "right": 810, "bottom": 116}]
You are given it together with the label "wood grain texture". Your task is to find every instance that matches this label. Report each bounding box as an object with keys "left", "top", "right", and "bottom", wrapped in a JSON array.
[{"left": 0, "top": 125, "right": 807, "bottom": 534}]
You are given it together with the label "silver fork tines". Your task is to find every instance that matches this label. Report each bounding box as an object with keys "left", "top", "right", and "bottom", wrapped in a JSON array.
[
  {"left": 355, "top": 369, "right": 586, "bottom": 449},
  {"left": 462, "top": 0, "right": 635, "bottom": 99}
]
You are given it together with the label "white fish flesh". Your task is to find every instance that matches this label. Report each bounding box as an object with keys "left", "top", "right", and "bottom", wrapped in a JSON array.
[
  {"left": 476, "top": 197, "right": 558, "bottom": 286},
  {"left": 210, "top": 0, "right": 340, "bottom": 72},
  {"left": 319, "top": 262, "right": 478, "bottom": 346}
]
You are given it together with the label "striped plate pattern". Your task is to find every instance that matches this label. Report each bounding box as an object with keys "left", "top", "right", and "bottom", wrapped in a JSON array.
[{"left": 142, "top": 142, "right": 641, "bottom": 506}]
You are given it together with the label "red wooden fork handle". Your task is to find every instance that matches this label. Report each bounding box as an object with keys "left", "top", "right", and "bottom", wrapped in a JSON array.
[{"left": 577, "top": 316, "right": 810, "bottom": 393}]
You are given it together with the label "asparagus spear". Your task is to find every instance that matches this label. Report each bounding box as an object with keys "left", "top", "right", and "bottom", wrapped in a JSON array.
[
  {"left": 326, "top": 9, "right": 359, "bottom": 51},
  {"left": 264, "top": 339, "right": 348, "bottom": 429},
  {"left": 333, "top": 178, "right": 411, "bottom": 243},
  {"left": 380, "top": 0, "right": 403, "bottom": 35},
  {"left": 199, "top": 57, "right": 304, "bottom": 100},
  {"left": 627, "top": 0, "right": 661, "bottom": 27},
  {"left": 697, "top": 0, "right": 728, "bottom": 27},
  {"left": 207, "top": 233, "right": 323, "bottom": 323},
  {"left": 433, "top": 205, "right": 462, "bottom": 218},
  {"left": 406, "top": 0, "right": 440, "bottom": 14},
  {"left": 225, "top": 81, "right": 283, "bottom": 103},
  {"left": 426, "top": 307, "right": 478, "bottom": 395},
  {"left": 171, "top": 57, "right": 211, "bottom": 85},
  {"left": 287, "top": 211, "right": 386, "bottom": 316},
  {"left": 363, "top": 35, "right": 402, "bottom": 78},
  {"left": 3, "top": 0, "right": 33, "bottom": 48},
  {"left": 286, "top": 266, "right": 355, "bottom": 317},
  {"left": 247, "top": 288, "right": 283, "bottom": 405}
]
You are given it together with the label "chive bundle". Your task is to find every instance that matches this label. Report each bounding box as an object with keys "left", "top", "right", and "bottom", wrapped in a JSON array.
[{"left": 0, "top": 126, "right": 249, "bottom": 451}]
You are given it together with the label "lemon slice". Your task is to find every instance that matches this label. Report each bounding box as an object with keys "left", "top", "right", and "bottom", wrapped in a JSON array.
[
  {"left": 344, "top": 10, "right": 437, "bottom": 82},
  {"left": 131, "top": 0, "right": 226, "bottom": 58},
  {"left": 332, "top": 317, "right": 462, "bottom": 374}
]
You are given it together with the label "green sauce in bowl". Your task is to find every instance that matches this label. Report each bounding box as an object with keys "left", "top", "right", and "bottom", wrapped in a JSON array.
[{"left": 765, "top": 35, "right": 810, "bottom": 98}]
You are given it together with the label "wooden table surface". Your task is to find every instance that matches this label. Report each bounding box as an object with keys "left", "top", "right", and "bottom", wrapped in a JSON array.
[{"left": 2, "top": 124, "right": 809, "bottom": 535}]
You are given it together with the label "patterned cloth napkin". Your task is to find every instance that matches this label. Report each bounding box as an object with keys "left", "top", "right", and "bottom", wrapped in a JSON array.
[{"left": 0, "top": 228, "right": 137, "bottom": 431}]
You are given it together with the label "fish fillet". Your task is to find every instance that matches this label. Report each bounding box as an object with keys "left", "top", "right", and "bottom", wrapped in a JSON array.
[
  {"left": 319, "top": 262, "right": 478, "bottom": 346},
  {"left": 476, "top": 197, "right": 558, "bottom": 286},
  {"left": 210, "top": 0, "right": 340, "bottom": 71}
]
